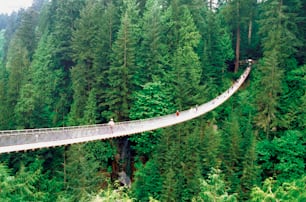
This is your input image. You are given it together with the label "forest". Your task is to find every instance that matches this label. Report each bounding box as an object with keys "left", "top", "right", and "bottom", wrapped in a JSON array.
[{"left": 0, "top": 0, "right": 305, "bottom": 201}]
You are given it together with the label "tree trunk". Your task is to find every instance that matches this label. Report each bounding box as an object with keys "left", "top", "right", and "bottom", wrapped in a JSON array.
[
  {"left": 248, "top": 19, "right": 252, "bottom": 45},
  {"left": 234, "top": 25, "right": 240, "bottom": 73},
  {"left": 234, "top": 0, "right": 240, "bottom": 73}
]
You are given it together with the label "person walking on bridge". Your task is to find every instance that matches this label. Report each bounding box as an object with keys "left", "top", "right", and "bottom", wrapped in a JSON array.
[
  {"left": 108, "top": 118, "right": 115, "bottom": 133},
  {"left": 108, "top": 118, "right": 115, "bottom": 126}
]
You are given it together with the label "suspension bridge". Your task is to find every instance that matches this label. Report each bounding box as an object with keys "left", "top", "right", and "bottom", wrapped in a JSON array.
[{"left": 0, "top": 66, "right": 251, "bottom": 154}]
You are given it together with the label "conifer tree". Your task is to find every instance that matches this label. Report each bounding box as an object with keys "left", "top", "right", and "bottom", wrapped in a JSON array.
[
  {"left": 106, "top": 0, "right": 140, "bottom": 121},
  {"left": 255, "top": 0, "right": 300, "bottom": 137},
  {"left": 69, "top": 0, "right": 104, "bottom": 125},
  {"left": 192, "top": 168, "right": 238, "bottom": 202},
  {"left": 5, "top": 37, "right": 30, "bottom": 128},
  {"left": 0, "top": 30, "right": 5, "bottom": 59},
  {"left": 0, "top": 61, "right": 8, "bottom": 129},
  {"left": 65, "top": 144, "right": 103, "bottom": 201},
  {"left": 82, "top": 89, "right": 99, "bottom": 125},
  {"left": 201, "top": 10, "right": 234, "bottom": 93},
  {"left": 199, "top": 123, "right": 222, "bottom": 175},
  {"left": 94, "top": 1, "right": 120, "bottom": 122},
  {"left": 240, "top": 129, "right": 259, "bottom": 200},
  {"left": 14, "top": 83, "right": 36, "bottom": 128},
  {"left": 129, "top": 82, "right": 175, "bottom": 157},
  {"left": 250, "top": 176, "right": 306, "bottom": 202},
  {"left": 221, "top": 0, "right": 257, "bottom": 72},
  {"left": 136, "top": 0, "right": 167, "bottom": 85},
  {"left": 221, "top": 111, "right": 243, "bottom": 193},
  {"left": 161, "top": 167, "right": 177, "bottom": 202},
  {"left": 165, "top": 3, "right": 202, "bottom": 108},
  {"left": 45, "top": 0, "right": 85, "bottom": 126},
  {"left": 14, "top": 8, "right": 39, "bottom": 59},
  {"left": 9, "top": 160, "right": 46, "bottom": 201},
  {"left": 131, "top": 159, "right": 163, "bottom": 201}
]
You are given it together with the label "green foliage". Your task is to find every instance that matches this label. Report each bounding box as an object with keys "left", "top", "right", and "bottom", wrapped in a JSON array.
[
  {"left": 84, "top": 141, "right": 116, "bottom": 170},
  {"left": 199, "top": 123, "right": 222, "bottom": 175},
  {"left": 240, "top": 123, "right": 260, "bottom": 200},
  {"left": 65, "top": 144, "right": 105, "bottom": 201},
  {"left": 69, "top": 0, "right": 107, "bottom": 125},
  {"left": 0, "top": 0, "right": 305, "bottom": 201},
  {"left": 29, "top": 34, "right": 66, "bottom": 127},
  {"left": 0, "top": 160, "right": 46, "bottom": 201},
  {"left": 192, "top": 168, "right": 238, "bottom": 202},
  {"left": 96, "top": 184, "right": 134, "bottom": 202},
  {"left": 14, "top": 8, "right": 39, "bottom": 59},
  {"left": 165, "top": 4, "right": 202, "bottom": 108},
  {"left": 83, "top": 89, "right": 99, "bottom": 125},
  {"left": 131, "top": 159, "right": 163, "bottom": 201},
  {"left": 279, "top": 65, "right": 306, "bottom": 130},
  {"left": 258, "top": 0, "right": 301, "bottom": 66},
  {"left": 0, "top": 61, "right": 9, "bottom": 129},
  {"left": 257, "top": 130, "right": 305, "bottom": 183},
  {"left": 0, "top": 164, "right": 13, "bottom": 200},
  {"left": 137, "top": 0, "right": 167, "bottom": 85},
  {"left": 5, "top": 36, "right": 30, "bottom": 128},
  {"left": 250, "top": 176, "right": 306, "bottom": 202},
  {"left": 129, "top": 82, "right": 175, "bottom": 156},
  {"left": 272, "top": 130, "right": 305, "bottom": 182},
  {"left": 221, "top": 111, "right": 243, "bottom": 193},
  {"left": 105, "top": 0, "right": 140, "bottom": 121},
  {"left": 14, "top": 83, "right": 36, "bottom": 128},
  {"left": 200, "top": 10, "right": 234, "bottom": 92},
  {"left": 0, "top": 29, "right": 5, "bottom": 59},
  {"left": 254, "top": 55, "right": 283, "bottom": 138}
]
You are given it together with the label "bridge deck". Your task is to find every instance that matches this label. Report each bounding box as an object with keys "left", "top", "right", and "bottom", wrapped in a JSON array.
[{"left": 0, "top": 67, "right": 251, "bottom": 154}]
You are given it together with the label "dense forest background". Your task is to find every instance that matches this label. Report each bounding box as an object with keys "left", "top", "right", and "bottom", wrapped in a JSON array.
[{"left": 0, "top": 0, "right": 305, "bottom": 201}]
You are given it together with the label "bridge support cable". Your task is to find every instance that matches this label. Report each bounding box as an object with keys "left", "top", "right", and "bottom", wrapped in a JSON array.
[{"left": 0, "top": 67, "right": 251, "bottom": 154}]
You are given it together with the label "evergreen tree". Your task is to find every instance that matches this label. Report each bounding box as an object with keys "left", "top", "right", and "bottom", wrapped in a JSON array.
[
  {"left": 0, "top": 60, "right": 9, "bottom": 129},
  {"left": 14, "top": 8, "right": 39, "bottom": 59},
  {"left": 271, "top": 130, "right": 305, "bottom": 182},
  {"left": 106, "top": 0, "right": 140, "bottom": 121},
  {"left": 250, "top": 176, "right": 306, "bottom": 202},
  {"left": 221, "top": 111, "right": 243, "bottom": 193},
  {"left": 255, "top": 0, "right": 300, "bottom": 138},
  {"left": 46, "top": 0, "right": 85, "bottom": 126},
  {"left": 278, "top": 64, "right": 305, "bottom": 131},
  {"left": 131, "top": 159, "right": 163, "bottom": 201},
  {"left": 69, "top": 0, "right": 104, "bottom": 125},
  {"left": 161, "top": 167, "right": 177, "bottom": 202},
  {"left": 179, "top": 131, "right": 202, "bottom": 200},
  {"left": 0, "top": 159, "right": 47, "bottom": 201},
  {"left": 83, "top": 89, "right": 99, "bottom": 125},
  {"left": 0, "top": 30, "right": 5, "bottom": 59},
  {"left": 14, "top": 83, "right": 36, "bottom": 128},
  {"left": 136, "top": 0, "right": 167, "bottom": 85},
  {"left": 5, "top": 37, "right": 30, "bottom": 128},
  {"left": 94, "top": 1, "right": 120, "bottom": 122},
  {"left": 165, "top": 3, "right": 202, "bottom": 109},
  {"left": 201, "top": 10, "right": 234, "bottom": 94},
  {"left": 129, "top": 82, "right": 175, "bottom": 157},
  {"left": 29, "top": 34, "right": 65, "bottom": 127},
  {"left": 199, "top": 122, "right": 222, "bottom": 175},
  {"left": 240, "top": 128, "right": 259, "bottom": 200},
  {"left": 0, "top": 164, "right": 13, "bottom": 200},
  {"left": 258, "top": 0, "right": 301, "bottom": 68},
  {"left": 192, "top": 168, "right": 238, "bottom": 202},
  {"left": 65, "top": 144, "right": 103, "bottom": 201}
]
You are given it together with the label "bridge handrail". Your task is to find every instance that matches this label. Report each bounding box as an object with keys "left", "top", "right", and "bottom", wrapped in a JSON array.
[{"left": 0, "top": 67, "right": 251, "bottom": 137}]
